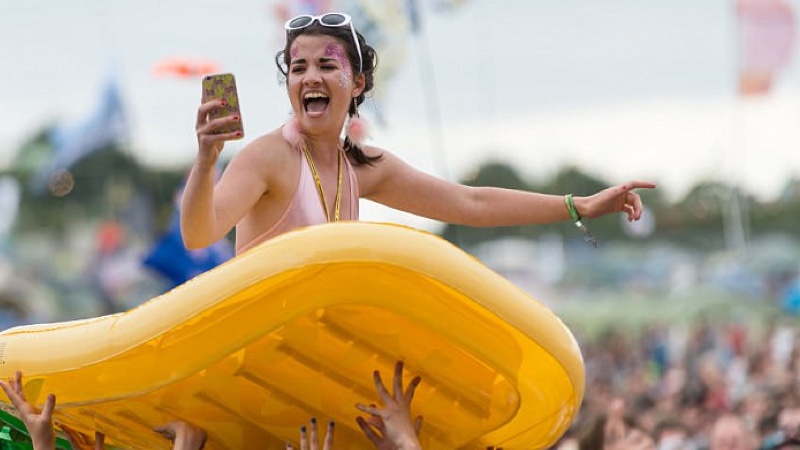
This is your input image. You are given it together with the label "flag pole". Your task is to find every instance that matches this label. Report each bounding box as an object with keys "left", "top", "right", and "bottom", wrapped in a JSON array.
[
  {"left": 407, "top": 0, "right": 451, "bottom": 181},
  {"left": 729, "top": 0, "right": 749, "bottom": 256}
]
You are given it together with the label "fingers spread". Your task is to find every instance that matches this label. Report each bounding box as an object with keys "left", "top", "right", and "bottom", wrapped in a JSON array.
[
  {"left": 14, "top": 371, "right": 23, "bottom": 392},
  {"left": 354, "top": 403, "right": 379, "bottom": 416},
  {"left": 41, "top": 393, "right": 56, "bottom": 419},
  {"left": 308, "top": 419, "right": 319, "bottom": 450},
  {"left": 393, "top": 360, "right": 405, "bottom": 399},
  {"left": 323, "top": 421, "right": 335, "bottom": 450},
  {"left": 299, "top": 424, "right": 309, "bottom": 450},
  {"left": 405, "top": 375, "right": 422, "bottom": 403},
  {"left": 355, "top": 417, "right": 381, "bottom": 444},
  {"left": 0, "top": 381, "right": 14, "bottom": 403},
  {"left": 413, "top": 415, "right": 424, "bottom": 435},
  {"left": 373, "top": 370, "right": 390, "bottom": 402}
]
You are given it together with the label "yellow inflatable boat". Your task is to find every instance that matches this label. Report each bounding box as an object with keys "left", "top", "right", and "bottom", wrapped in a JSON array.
[{"left": 0, "top": 222, "right": 584, "bottom": 449}]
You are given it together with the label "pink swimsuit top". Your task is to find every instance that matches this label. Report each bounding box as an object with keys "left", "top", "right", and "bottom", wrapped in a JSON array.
[{"left": 236, "top": 148, "right": 359, "bottom": 254}]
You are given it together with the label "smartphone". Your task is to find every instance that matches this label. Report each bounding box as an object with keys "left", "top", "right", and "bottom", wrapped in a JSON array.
[{"left": 201, "top": 73, "right": 244, "bottom": 138}]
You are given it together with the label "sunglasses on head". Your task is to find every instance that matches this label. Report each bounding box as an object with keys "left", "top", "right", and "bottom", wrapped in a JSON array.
[{"left": 284, "top": 12, "right": 363, "bottom": 74}]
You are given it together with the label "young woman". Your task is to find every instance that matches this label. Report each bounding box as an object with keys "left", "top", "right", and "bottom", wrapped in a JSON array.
[{"left": 181, "top": 12, "right": 655, "bottom": 254}]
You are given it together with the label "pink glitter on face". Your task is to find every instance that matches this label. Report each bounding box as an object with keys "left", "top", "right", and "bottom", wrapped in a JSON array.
[
  {"left": 324, "top": 42, "right": 352, "bottom": 89},
  {"left": 325, "top": 43, "right": 351, "bottom": 71}
]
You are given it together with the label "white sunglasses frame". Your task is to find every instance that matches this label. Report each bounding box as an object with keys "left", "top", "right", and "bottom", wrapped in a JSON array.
[{"left": 284, "top": 13, "right": 364, "bottom": 74}]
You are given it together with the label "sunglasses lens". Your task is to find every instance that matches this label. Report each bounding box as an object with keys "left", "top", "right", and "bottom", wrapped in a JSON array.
[
  {"left": 288, "top": 16, "right": 313, "bottom": 29},
  {"left": 320, "top": 13, "right": 347, "bottom": 26}
]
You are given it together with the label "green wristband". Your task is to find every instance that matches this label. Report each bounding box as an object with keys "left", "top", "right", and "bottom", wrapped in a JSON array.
[
  {"left": 564, "top": 194, "right": 597, "bottom": 248},
  {"left": 564, "top": 194, "right": 581, "bottom": 223}
]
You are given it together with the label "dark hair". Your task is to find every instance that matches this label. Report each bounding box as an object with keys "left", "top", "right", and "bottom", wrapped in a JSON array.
[{"left": 275, "top": 20, "right": 381, "bottom": 166}]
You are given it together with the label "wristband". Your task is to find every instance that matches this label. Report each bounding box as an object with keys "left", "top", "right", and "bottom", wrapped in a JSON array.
[{"left": 564, "top": 194, "right": 597, "bottom": 248}]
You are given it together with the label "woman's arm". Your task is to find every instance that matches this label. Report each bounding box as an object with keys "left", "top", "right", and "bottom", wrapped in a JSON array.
[
  {"left": 358, "top": 148, "right": 654, "bottom": 227},
  {"left": 180, "top": 134, "right": 279, "bottom": 249}
]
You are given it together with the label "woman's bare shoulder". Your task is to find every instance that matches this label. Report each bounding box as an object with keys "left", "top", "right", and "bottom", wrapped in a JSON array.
[
  {"left": 229, "top": 129, "right": 295, "bottom": 167},
  {"left": 240, "top": 129, "right": 291, "bottom": 156}
]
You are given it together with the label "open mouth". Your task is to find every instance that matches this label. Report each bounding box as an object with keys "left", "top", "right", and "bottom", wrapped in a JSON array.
[{"left": 303, "top": 92, "right": 330, "bottom": 114}]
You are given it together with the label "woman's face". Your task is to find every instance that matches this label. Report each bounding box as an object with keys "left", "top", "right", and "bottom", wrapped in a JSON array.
[{"left": 286, "top": 34, "right": 363, "bottom": 137}]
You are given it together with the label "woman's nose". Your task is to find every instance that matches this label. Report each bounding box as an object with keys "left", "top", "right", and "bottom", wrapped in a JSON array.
[{"left": 303, "top": 67, "right": 321, "bottom": 85}]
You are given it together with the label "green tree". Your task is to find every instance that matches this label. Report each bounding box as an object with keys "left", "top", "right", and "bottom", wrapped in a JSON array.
[{"left": 5, "top": 126, "right": 184, "bottom": 236}]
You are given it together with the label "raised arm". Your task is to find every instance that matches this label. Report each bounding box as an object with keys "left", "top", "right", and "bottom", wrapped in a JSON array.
[
  {"left": 358, "top": 147, "right": 655, "bottom": 228},
  {"left": 181, "top": 105, "right": 281, "bottom": 249}
]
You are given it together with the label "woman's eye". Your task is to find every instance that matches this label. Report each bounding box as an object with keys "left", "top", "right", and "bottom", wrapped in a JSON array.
[
  {"left": 290, "top": 66, "right": 305, "bottom": 74},
  {"left": 321, "top": 65, "right": 336, "bottom": 71}
]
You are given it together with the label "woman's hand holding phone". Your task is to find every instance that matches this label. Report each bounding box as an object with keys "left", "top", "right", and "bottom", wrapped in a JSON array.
[{"left": 196, "top": 73, "right": 244, "bottom": 165}]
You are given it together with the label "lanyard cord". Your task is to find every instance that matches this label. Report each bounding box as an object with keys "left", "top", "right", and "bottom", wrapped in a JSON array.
[{"left": 301, "top": 144, "right": 343, "bottom": 222}]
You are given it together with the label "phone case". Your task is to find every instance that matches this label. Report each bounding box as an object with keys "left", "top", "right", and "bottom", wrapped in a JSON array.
[{"left": 202, "top": 73, "right": 244, "bottom": 137}]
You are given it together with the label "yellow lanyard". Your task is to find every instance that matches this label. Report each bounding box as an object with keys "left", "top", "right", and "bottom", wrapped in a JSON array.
[{"left": 302, "top": 144, "right": 343, "bottom": 222}]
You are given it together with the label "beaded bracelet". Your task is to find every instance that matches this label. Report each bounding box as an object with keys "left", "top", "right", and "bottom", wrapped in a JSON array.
[{"left": 564, "top": 194, "right": 597, "bottom": 248}]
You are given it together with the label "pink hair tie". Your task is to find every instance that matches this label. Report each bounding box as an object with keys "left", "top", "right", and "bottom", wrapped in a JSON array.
[
  {"left": 281, "top": 115, "right": 305, "bottom": 149},
  {"left": 346, "top": 115, "right": 370, "bottom": 147}
]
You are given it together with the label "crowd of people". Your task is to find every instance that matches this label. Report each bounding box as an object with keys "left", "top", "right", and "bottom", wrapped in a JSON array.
[
  {"left": 4, "top": 317, "right": 798, "bottom": 449},
  {"left": 552, "top": 316, "right": 800, "bottom": 449}
]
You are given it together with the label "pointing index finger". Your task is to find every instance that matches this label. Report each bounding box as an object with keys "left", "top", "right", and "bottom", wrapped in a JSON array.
[{"left": 625, "top": 181, "right": 657, "bottom": 190}]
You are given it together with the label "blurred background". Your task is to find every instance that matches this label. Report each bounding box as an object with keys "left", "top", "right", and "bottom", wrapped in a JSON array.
[{"left": 2, "top": 0, "right": 800, "bottom": 447}]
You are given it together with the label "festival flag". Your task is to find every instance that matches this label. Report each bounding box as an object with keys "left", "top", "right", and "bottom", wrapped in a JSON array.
[
  {"left": 153, "top": 57, "right": 221, "bottom": 79},
  {"left": 31, "top": 75, "right": 128, "bottom": 193},
  {"left": 736, "top": 0, "right": 796, "bottom": 96}
]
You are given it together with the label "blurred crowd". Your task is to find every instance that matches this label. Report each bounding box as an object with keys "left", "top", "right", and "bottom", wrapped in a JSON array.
[{"left": 554, "top": 315, "right": 800, "bottom": 449}]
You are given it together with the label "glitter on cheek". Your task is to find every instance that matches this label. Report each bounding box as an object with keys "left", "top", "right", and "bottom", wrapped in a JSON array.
[{"left": 339, "top": 72, "right": 351, "bottom": 89}]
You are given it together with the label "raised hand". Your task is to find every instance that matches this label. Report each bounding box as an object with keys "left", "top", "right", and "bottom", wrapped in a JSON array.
[
  {"left": 195, "top": 98, "right": 242, "bottom": 167},
  {"left": 285, "top": 417, "right": 335, "bottom": 450},
  {"left": 154, "top": 421, "right": 207, "bottom": 450},
  {"left": 0, "top": 370, "right": 56, "bottom": 450},
  {"left": 355, "top": 361, "right": 423, "bottom": 450}
]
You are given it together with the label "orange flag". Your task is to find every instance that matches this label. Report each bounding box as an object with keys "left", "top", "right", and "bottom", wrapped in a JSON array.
[{"left": 737, "top": 0, "right": 796, "bottom": 96}]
